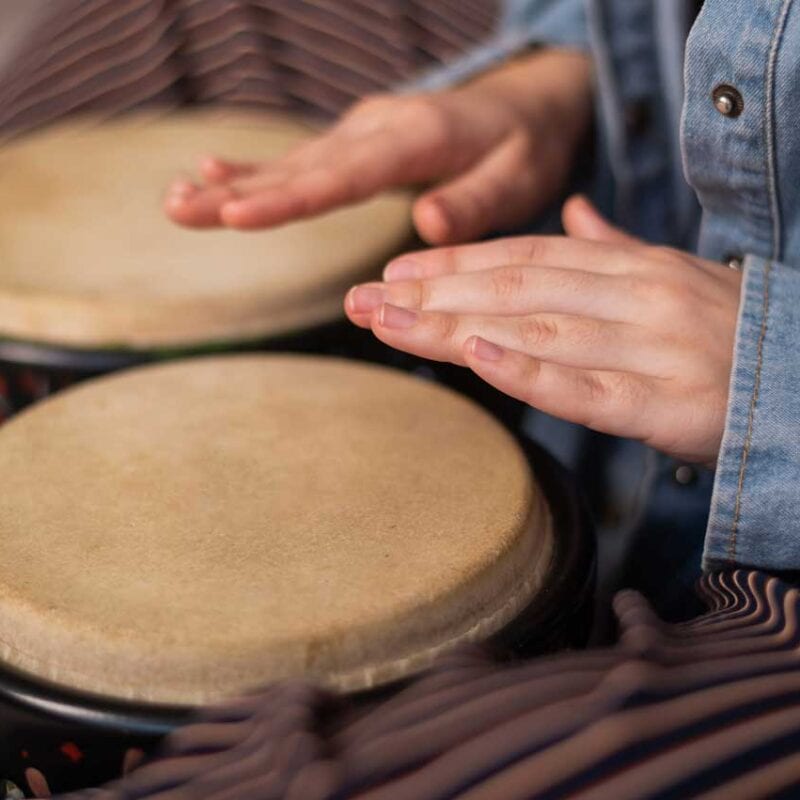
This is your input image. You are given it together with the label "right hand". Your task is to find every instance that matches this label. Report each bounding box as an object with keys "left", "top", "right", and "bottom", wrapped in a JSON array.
[{"left": 164, "top": 49, "right": 592, "bottom": 244}]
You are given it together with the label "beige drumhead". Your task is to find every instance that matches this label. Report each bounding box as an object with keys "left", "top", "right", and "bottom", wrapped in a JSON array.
[
  {"left": 0, "top": 356, "right": 553, "bottom": 705},
  {"left": 0, "top": 111, "right": 412, "bottom": 349}
]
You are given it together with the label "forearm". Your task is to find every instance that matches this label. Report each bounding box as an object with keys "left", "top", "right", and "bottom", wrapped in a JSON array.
[{"left": 406, "top": 0, "right": 588, "bottom": 93}]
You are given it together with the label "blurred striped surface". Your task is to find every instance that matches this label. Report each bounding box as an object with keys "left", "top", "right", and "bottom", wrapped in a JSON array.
[
  {"left": 0, "top": 0, "right": 499, "bottom": 136},
  {"left": 58, "top": 571, "right": 800, "bottom": 799}
]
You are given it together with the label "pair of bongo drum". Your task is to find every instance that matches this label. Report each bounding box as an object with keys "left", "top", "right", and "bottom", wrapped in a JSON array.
[
  {"left": 0, "top": 109, "right": 520, "bottom": 427},
  {"left": 0, "top": 112, "right": 594, "bottom": 797}
]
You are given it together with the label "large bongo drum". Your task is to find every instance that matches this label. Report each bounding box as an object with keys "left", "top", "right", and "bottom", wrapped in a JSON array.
[
  {"left": 0, "top": 110, "right": 413, "bottom": 418},
  {"left": 0, "top": 355, "right": 593, "bottom": 796}
]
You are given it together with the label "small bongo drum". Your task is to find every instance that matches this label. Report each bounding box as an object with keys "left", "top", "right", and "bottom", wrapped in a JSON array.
[
  {"left": 0, "top": 111, "right": 413, "bottom": 417},
  {"left": 0, "top": 355, "right": 593, "bottom": 796}
]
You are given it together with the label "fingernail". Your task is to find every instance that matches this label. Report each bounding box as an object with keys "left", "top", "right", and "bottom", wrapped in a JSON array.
[
  {"left": 347, "top": 285, "right": 384, "bottom": 314},
  {"left": 379, "top": 303, "right": 418, "bottom": 329},
  {"left": 470, "top": 336, "right": 504, "bottom": 361},
  {"left": 384, "top": 259, "right": 420, "bottom": 281}
]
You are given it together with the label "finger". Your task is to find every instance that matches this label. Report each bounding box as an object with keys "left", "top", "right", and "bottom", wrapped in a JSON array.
[
  {"left": 412, "top": 135, "right": 539, "bottom": 245},
  {"left": 218, "top": 150, "right": 422, "bottom": 230},
  {"left": 217, "top": 112, "right": 452, "bottom": 229},
  {"left": 383, "top": 234, "right": 643, "bottom": 283},
  {"left": 346, "top": 266, "right": 637, "bottom": 321},
  {"left": 561, "top": 194, "right": 640, "bottom": 245},
  {"left": 366, "top": 304, "right": 465, "bottom": 365},
  {"left": 220, "top": 168, "right": 352, "bottom": 228},
  {"left": 366, "top": 305, "right": 668, "bottom": 376},
  {"left": 164, "top": 182, "right": 238, "bottom": 228},
  {"left": 463, "top": 336, "right": 655, "bottom": 440},
  {"left": 199, "top": 156, "right": 258, "bottom": 183}
]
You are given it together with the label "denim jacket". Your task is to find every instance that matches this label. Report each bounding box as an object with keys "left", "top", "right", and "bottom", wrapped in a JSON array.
[{"left": 416, "top": 0, "right": 800, "bottom": 578}]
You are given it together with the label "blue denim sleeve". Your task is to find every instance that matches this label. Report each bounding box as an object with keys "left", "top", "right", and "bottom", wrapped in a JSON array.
[
  {"left": 404, "top": 0, "right": 588, "bottom": 92},
  {"left": 704, "top": 255, "right": 800, "bottom": 571}
]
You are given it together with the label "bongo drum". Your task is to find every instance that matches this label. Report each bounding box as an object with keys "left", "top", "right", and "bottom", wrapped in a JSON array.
[
  {"left": 0, "top": 355, "right": 593, "bottom": 795},
  {"left": 0, "top": 111, "right": 413, "bottom": 416}
]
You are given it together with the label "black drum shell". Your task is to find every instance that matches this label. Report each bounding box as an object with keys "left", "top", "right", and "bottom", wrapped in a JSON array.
[{"left": 0, "top": 320, "right": 526, "bottom": 431}]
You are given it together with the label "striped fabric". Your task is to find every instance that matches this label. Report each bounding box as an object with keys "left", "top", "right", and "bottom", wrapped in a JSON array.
[
  {"left": 61, "top": 571, "right": 800, "bottom": 799},
  {"left": 0, "top": 0, "right": 498, "bottom": 138}
]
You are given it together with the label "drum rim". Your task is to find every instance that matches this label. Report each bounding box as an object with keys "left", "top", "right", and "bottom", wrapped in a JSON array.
[
  {"left": 490, "top": 438, "right": 596, "bottom": 656},
  {"left": 0, "top": 438, "right": 594, "bottom": 735},
  {"left": 0, "top": 317, "right": 353, "bottom": 372}
]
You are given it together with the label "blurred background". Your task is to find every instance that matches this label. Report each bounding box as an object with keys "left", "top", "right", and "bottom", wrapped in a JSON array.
[{"left": 0, "top": 1, "right": 499, "bottom": 137}]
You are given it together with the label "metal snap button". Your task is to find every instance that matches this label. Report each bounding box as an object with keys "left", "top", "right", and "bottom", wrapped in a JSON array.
[
  {"left": 712, "top": 84, "right": 744, "bottom": 118},
  {"left": 723, "top": 253, "right": 743, "bottom": 270},
  {"left": 673, "top": 464, "right": 698, "bottom": 486}
]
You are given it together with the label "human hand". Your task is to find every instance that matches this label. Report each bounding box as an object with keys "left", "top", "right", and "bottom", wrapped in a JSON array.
[
  {"left": 164, "top": 49, "right": 592, "bottom": 244},
  {"left": 345, "top": 196, "right": 743, "bottom": 466}
]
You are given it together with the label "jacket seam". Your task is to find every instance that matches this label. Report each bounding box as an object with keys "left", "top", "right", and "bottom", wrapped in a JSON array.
[
  {"left": 728, "top": 260, "right": 772, "bottom": 562},
  {"left": 765, "top": 0, "right": 793, "bottom": 261}
]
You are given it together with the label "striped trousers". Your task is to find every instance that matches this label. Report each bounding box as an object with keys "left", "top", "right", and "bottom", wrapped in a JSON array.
[{"left": 62, "top": 571, "right": 800, "bottom": 799}]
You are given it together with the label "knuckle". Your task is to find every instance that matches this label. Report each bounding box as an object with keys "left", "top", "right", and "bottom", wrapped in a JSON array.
[
  {"left": 649, "top": 244, "right": 681, "bottom": 261},
  {"left": 521, "top": 362, "right": 544, "bottom": 402},
  {"left": 415, "top": 279, "right": 433, "bottom": 310},
  {"left": 648, "top": 244, "right": 692, "bottom": 266},
  {"left": 569, "top": 317, "right": 601, "bottom": 348},
  {"left": 341, "top": 94, "right": 396, "bottom": 137},
  {"left": 439, "top": 246, "right": 462, "bottom": 275},
  {"left": 401, "top": 96, "right": 450, "bottom": 138},
  {"left": 504, "top": 236, "right": 545, "bottom": 265},
  {"left": 435, "top": 312, "right": 460, "bottom": 343},
  {"left": 626, "top": 275, "right": 661, "bottom": 303},
  {"left": 490, "top": 265, "right": 526, "bottom": 297},
  {"left": 580, "top": 371, "right": 610, "bottom": 405},
  {"left": 580, "top": 373, "right": 644, "bottom": 427},
  {"left": 518, "top": 315, "right": 559, "bottom": 348},
  {"left": 609, "top": 373, "right": 641, "bottom": 408},
  {"left": 562, "top": 269, "right": 594, "bottom": 296}
]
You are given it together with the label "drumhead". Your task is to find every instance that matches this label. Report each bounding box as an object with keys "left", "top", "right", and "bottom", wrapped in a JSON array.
[
  {"left": 0, "top": 355, "right": 553, "bottom": 705},
  {"left": 0, "top": 111, "right": 412, "bottom": 350}
]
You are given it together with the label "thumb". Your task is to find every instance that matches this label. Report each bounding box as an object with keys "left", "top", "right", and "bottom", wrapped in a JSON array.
[
  {"left": 561, "top": 194, "right": 639, "bottom": 244},
  {"left": 413, "top": 136, "right": 540, "bottom": 245}
]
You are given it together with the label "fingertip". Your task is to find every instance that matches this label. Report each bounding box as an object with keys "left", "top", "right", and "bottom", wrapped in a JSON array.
[
  {"left": 562, "top": 194, "right": 638, "bottom": 244},
  {"left": 163, "top": 194, "right": 200, "bottom": 227},
  {"left": 561, "top": 193, "right": 591, "bottom": 232},
  {"left": 163, "top": 192, "right": 185, "bottom": 216},
  {"left": 344, "top": 305, "right": 373, "bottom": 329},
  {"left": 413, "top": 196, "right": 455, "bottom": 245},
  {"left": 163, "top": 179, "right": 203, "bottom": 224},
  {"left": 199, "top": 155, "right": 228, "bottom": 181}
]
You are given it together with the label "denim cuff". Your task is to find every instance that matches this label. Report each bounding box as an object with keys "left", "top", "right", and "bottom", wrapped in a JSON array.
[
  {"left": 704, "top": 255, "right": 800, "bottom": 571},
  {"left": 398, "top": 0, "right": 589, "bottom": 93}
]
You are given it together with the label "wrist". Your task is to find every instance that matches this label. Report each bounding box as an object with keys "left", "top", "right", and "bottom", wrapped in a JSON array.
[{"left": 460, "top": 48, "right": 593, "bottom": 148}]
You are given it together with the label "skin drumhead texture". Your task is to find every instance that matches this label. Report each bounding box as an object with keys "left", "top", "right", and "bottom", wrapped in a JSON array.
[
  {"left": 0, "top": 111, "right": 413, "bottom": 349},
  {"left": 0, "top": 356, "right": 553, "bottom": 705}
]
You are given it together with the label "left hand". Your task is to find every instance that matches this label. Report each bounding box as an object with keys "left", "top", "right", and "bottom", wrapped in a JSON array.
[{"left": 344, "top": 196, "right": 743, "bottom": 467}]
